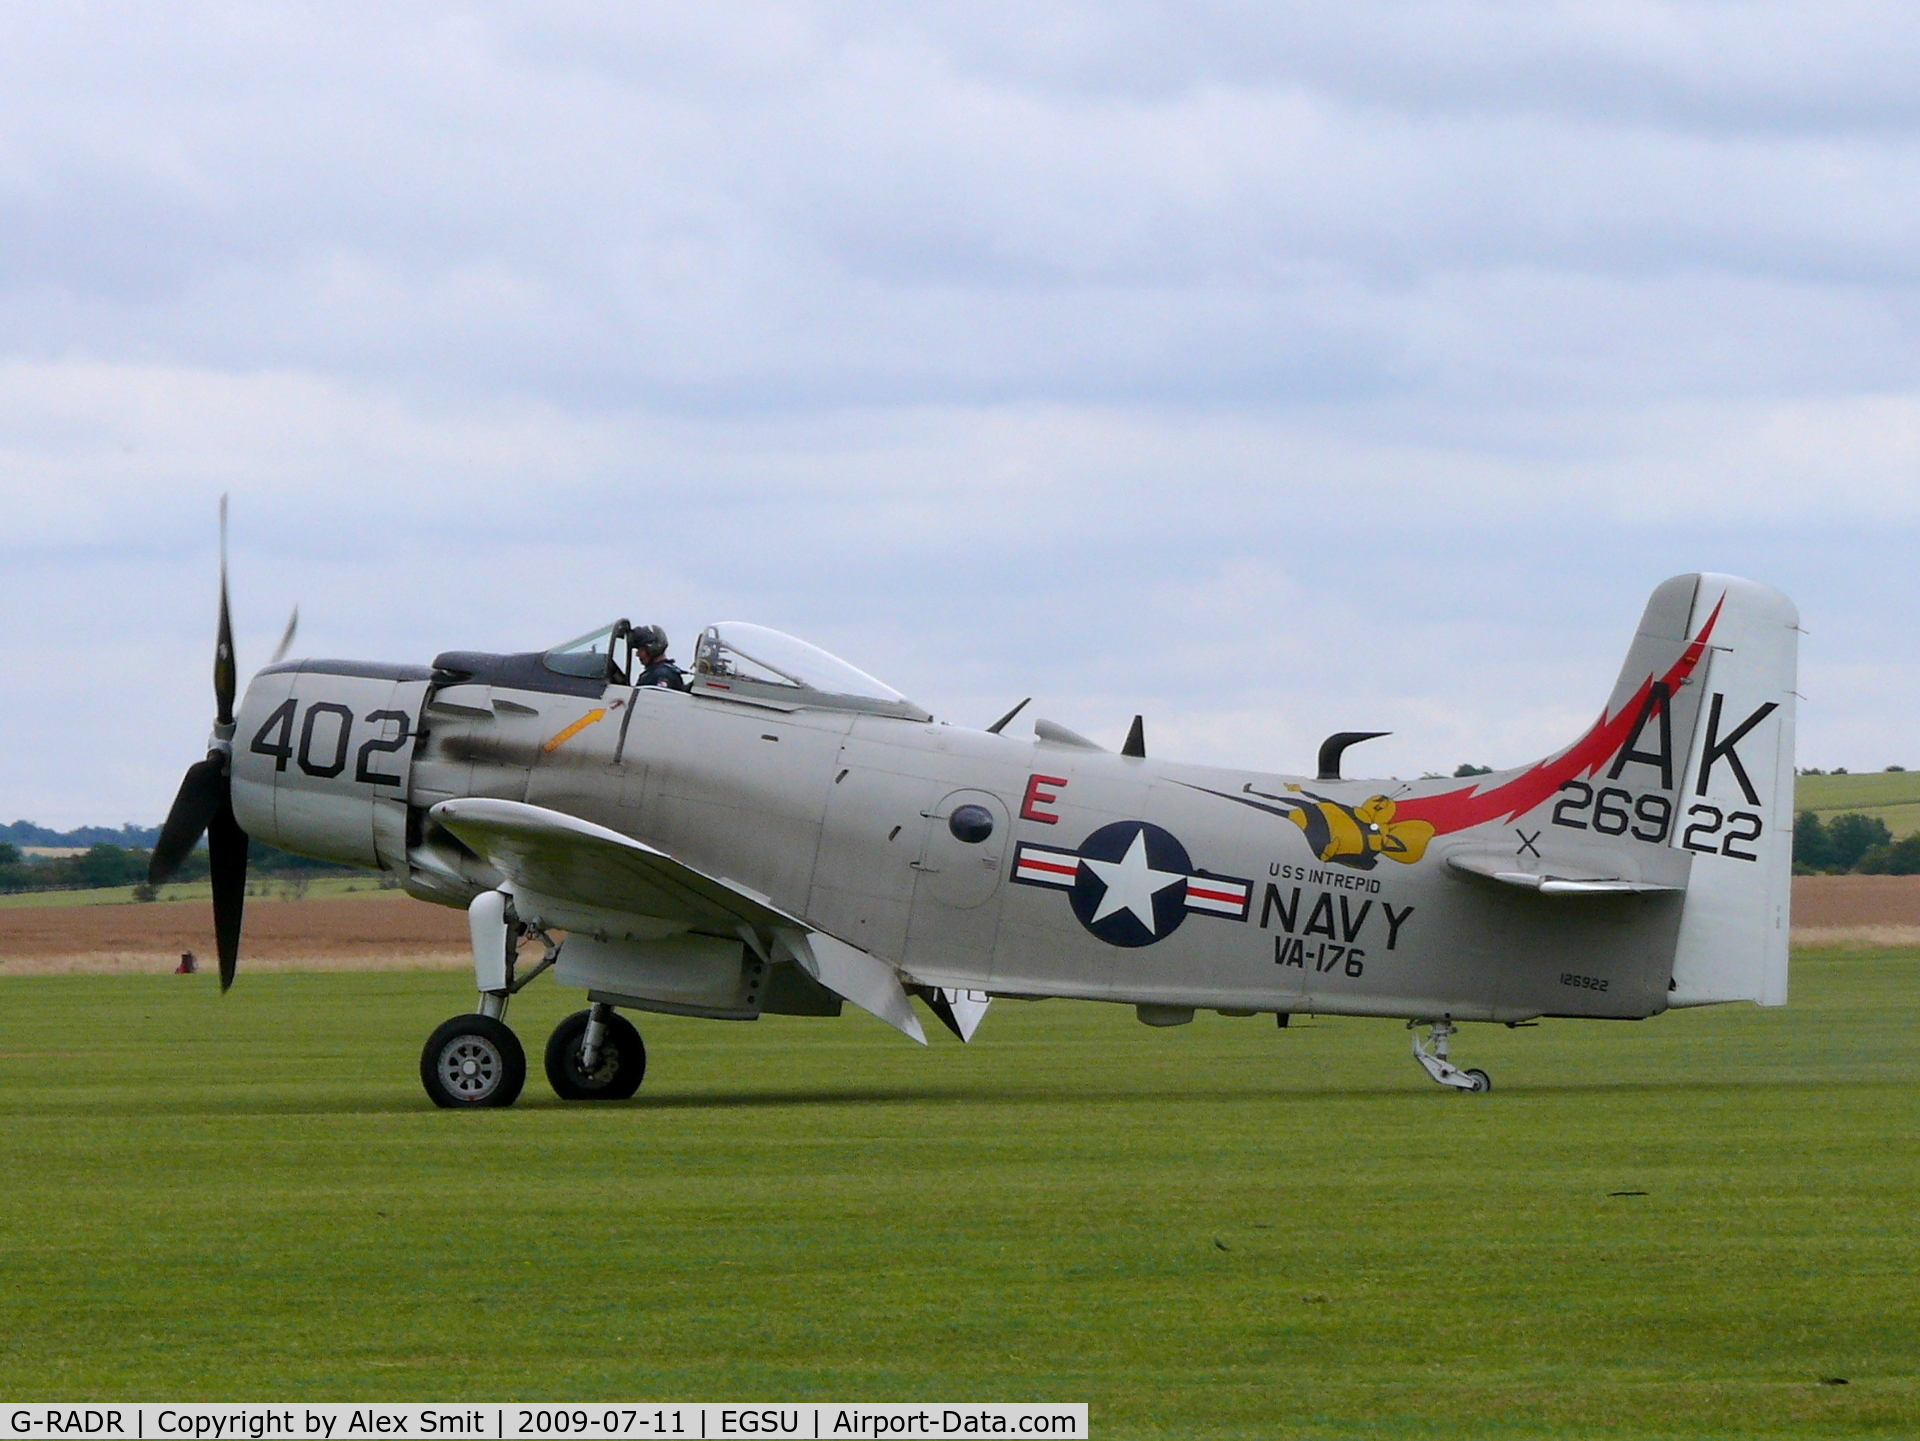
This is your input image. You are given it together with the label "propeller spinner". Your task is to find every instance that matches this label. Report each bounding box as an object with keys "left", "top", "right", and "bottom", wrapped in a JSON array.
[{"left": 149, "top": 500, "right": 297, "bottom": 991}]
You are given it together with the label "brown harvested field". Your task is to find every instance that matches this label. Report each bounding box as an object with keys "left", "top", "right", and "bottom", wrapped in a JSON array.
[
  {"left": 1790, "top": 873, "right": 1920, "bottom": 925},
  {"left": 1788, "top": 873, "right": 1920, "bottom": 948},
  {"left": 0, "top": 892, "right": 470, "bottom": 975}
]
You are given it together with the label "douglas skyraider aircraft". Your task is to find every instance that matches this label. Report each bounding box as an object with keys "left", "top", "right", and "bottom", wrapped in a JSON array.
[{"left": 152, "top": 529, "right": 1797, "bottom": 1107}]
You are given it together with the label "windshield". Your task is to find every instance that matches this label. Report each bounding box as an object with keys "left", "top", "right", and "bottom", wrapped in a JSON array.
[
  {"left": 693, "top": 622, "right": 925, "bottom": 717},
  {"left": 542, "top": 622, "right": 623, "bottom": 680}
]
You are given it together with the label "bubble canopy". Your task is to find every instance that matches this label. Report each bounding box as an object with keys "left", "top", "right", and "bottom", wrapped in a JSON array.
[{"left": 693, "top": 622, "right": 930, "bottom": 720}]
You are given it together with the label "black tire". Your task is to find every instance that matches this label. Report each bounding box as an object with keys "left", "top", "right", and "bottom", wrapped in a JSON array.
[
  {"left": 1464, "top": 1068, "right": 1491, "bottom": 1093},
  {"left": 545, "top": 1009, "right": 647, "bottom": 1100},
  {"left": 420, "top": 1014, "right": 527, "bottom": 1109}
]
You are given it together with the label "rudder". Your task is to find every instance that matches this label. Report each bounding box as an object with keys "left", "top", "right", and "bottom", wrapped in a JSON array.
[{"left": 1665, "top": 574, "right": 1799, "bottom": 1006}]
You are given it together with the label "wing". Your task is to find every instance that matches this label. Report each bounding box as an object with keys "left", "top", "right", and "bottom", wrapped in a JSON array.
[
  {"left": 431, "top": 796, "right": 794, "bottom": 934},
  {"left": 429, "top": 797, "right": 927, "bottom": 1042}
]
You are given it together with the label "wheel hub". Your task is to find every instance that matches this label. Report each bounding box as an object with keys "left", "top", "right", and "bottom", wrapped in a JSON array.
[
  {"left": 572, "top": 1041, "right": 619, "bottom": 1088},
  {"left": 439, "top": 1037, "right": 503, "bottom": 1100}
]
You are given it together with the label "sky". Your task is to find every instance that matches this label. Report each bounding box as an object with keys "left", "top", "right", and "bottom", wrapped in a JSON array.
[{"left": 5, "top": 2, "right": 1919, "bottom": 828}]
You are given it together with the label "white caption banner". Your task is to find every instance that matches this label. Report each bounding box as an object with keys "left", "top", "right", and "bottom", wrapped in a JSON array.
[{"left": 3, "top": 1407, "right": 1087, "bottom": 1441}]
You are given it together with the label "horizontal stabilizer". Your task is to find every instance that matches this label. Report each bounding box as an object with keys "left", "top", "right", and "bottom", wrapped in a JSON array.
[{"left": 1446, "top": 853, "right": 1685, "bottom": 896}]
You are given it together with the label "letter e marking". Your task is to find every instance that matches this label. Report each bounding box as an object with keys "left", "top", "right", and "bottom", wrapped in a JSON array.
[{"left": 1021, "top": 774, "right": 1068, "bottom": 824}]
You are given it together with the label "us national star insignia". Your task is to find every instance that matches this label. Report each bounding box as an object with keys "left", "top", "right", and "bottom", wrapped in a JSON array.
[{"left": 1012, "top": 820, "right": 1251, "bottom": 947}]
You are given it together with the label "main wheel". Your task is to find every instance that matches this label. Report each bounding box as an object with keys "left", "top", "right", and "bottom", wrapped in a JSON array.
[
  {"left": 420, "top": 1014, "right": 526, "bottom": 1109},
  {"left": 545, "top": 1009, "right": 647, "bottom": 1100},
  {"left": 1464, "top": 1068, "right": 1491, "bottom": 1093}
]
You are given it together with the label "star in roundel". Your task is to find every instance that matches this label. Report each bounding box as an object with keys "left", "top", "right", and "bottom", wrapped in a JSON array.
[
  {"left": 1011, "top": 820, "right": 1254, "bottom": 947},
  {"left": 1068, "top": 821, "right": 1196, "bottom": 947}
]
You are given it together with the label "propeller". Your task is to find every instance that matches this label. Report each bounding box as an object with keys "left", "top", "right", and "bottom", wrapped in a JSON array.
[
  {"left": 150, "top": 497, "right": 256, "bottom": 991},
  {"left": 270, "top": 605, "right": 299, "bottom": 665}
]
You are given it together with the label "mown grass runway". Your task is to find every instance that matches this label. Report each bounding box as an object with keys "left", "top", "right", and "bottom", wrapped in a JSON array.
[{"left": 1, "top": 953, "right": 1916, "bottom": 1438}]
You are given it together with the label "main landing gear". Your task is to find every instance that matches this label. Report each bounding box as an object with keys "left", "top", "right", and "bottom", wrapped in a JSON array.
[
  {"left": 544, "top": 1003, "right": 647, "bottom": 1100},
  {"left": 419, "top": 1000, "right": 651, "bottom": 1108},
  {"left": 418, "top": 921, "right": 648, "bottom": 1108},
  {"left": 421, "top": 1013, "right": 527, "bottom": 1108},
  {"left": 1410, "top": 1019, "right": 1491, "bottom": 1093}
]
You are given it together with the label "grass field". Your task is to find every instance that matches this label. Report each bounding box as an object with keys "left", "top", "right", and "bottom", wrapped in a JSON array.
[
  {"left": 1, "top": 954, "right": 1916, "bottom": 1439},
  {"left": 1794, "top": 771, "right": 1920, "bottom": 839}
]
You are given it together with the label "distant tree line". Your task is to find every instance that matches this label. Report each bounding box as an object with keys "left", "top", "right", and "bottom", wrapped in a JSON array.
[
  {"left": 2, "top": 820, "right": 162, "bottom": 848},
  {"left": 0, "top": 840, "right": 358, "bottom": 896},
  {"left": 0, "top": 843, "right": 176, "bottom": 891},
  {"left": 1793, "top": 812, "right": 1920, "bottom": 875}
]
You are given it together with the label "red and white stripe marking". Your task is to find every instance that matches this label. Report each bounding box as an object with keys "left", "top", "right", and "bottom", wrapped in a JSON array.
[
  {"left": 1013, "top": 844, "right": 1083, "bottom": 889},
  {"left": 1183, "top": 875, "right": 1251, "bottom": 921}
]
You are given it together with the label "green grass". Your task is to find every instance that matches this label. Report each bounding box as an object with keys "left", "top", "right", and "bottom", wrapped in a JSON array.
[
  {"left": 1795, "top": 772, "right": 1920, "bottom": 837},
  {"left": 1, "top": 957, "right": 1917, "bottom": 1438},
  {"left": 0, "top": 875, "right": 399, "bottom": 908}
]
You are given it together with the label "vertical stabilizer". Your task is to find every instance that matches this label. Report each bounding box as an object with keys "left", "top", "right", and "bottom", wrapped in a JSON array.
[{"left": 1667, "top": 575, "right": 1799, "bottom": 1006}]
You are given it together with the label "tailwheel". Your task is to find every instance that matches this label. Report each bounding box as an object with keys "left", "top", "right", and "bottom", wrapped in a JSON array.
[
  {"left": 1409, "top": 1019, "right": 1490, "bottom": 1093},
  {"left": 421, "top": 1014, "right": 527, "bottom": 1109},
  {"left": 545, "top": 1005, "right": 647, "bottom": 1101}
]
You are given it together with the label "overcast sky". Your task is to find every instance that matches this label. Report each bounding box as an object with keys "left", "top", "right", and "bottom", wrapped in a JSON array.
[{"left": 5, "top": 2, "right": 1919, "bottom": 828}]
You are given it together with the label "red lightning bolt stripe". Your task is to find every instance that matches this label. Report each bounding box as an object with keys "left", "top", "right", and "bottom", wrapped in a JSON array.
[{"left": 1393, "top": 594, "right": 1725, "bottom": 836}]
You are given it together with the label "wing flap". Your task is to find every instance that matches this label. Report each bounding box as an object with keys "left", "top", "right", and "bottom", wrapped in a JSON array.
[{"left": 777, "top": 930, "right": 926, "bottom": 1045}]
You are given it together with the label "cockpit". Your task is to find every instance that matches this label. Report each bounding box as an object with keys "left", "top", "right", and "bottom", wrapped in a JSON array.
[{"left": 539, "top": 620, "right": 930, "bottom": 721}]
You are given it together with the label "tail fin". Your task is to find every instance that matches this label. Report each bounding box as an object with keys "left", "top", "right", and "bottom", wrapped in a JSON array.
[
  {"left": 1398, "top": 572, "right": 1796, "bottom": 1009},
  {"left": 1659, "top": 575, "right": 1799, "bottom": 1006}
]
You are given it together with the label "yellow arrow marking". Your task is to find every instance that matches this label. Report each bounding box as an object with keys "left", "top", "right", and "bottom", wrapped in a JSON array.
[{"left": 542, "top": 708, "right": 608, "bottom": 753}]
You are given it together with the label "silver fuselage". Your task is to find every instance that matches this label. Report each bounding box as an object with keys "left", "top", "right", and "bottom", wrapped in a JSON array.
[{"left": 231, "top": 659, "right": 1720, "bottom": 1025}]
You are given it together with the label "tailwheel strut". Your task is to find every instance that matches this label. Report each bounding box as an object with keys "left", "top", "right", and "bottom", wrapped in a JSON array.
[{"left": 1409, "top": 1019, "right": 1490, "bottom": 1092}]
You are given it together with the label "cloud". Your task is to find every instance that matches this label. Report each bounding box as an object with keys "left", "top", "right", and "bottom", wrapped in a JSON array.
[
  {"left": 2, "top": 3, "right": 1918, "bottom": 822},
  {"left": 5, "top": 3, "right": 1920, "bottom": 408}
]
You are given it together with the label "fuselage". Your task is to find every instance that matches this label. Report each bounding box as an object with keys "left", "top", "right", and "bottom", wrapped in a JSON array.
[{"left": 230, "top": 650, "right": 1693, "bottom": 1026}]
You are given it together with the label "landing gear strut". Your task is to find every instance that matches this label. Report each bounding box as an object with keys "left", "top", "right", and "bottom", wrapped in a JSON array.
[
  {"left": 1410, "top": 1019, "right": 1490, "bottom": 1092},
  {"left": 419, "top": 898, "right": 561, "bottom": 1108}
]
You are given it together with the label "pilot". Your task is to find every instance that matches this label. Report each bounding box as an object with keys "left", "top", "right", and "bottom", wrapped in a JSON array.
[{"left": 631, "top": 625, "right": 689, "bottom": 691}]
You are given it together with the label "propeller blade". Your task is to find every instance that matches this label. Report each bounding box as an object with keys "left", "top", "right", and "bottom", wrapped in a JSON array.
[
  {"left": 207, "top": 791, "right": 248, "bottom": 991},
  {"left": 269, "top": 605, "right": 300, "bottom": 665},
  {"left": 149, "top": 756, "right": 226, "bottom": 886},
  {"left": 214, "top": 495, "right": 237, "bottom": 727},
  {"left": 163, "top": 497, "right": 251, "bottom": 986}
]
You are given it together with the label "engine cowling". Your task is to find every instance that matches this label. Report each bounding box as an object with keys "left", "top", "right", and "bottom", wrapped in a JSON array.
[{"left": 230, "top": 660, "right": 432, "bottom": 871}]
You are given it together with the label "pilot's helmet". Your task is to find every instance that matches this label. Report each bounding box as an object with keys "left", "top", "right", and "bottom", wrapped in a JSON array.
[{"left": 632, "top": 624, "right": 669, "bottom": 657}]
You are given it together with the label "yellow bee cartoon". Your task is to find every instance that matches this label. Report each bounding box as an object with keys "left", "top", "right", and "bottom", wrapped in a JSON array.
[{"left": 1240, "top": 785, "right": 1435, "bottom": 869}]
